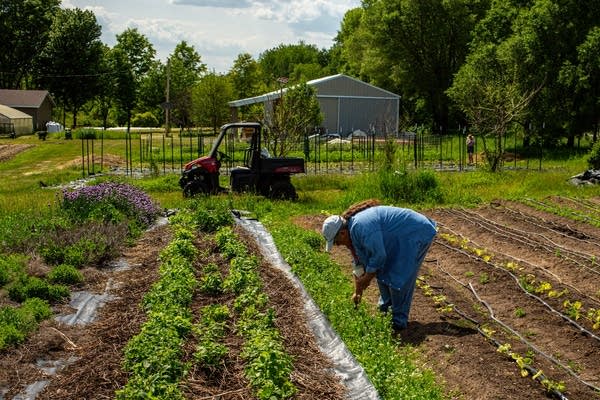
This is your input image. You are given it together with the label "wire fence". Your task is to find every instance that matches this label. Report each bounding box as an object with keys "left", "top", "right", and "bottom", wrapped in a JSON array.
[{"left": 77, "top": 128, "right": 592, "bottom": 178}]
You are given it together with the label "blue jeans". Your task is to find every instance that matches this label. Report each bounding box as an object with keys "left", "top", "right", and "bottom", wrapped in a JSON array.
[{"left": 377, "top": 241, "right": 432, "bottom": 329}]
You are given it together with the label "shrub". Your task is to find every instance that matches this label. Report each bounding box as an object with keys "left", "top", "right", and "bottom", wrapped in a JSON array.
[
  {"left": 0, "top": 298, "right": 52, "bottom": 350},
  {"left": 379, "top": 169, "right": 443, "bottom": 204},
  {"left": 132, "top": 111, "right": 159, "bottom": 127},
  {"left": 38, "top": 221, "right": 127, "bottom": 267},
  {"left": 47, "top": 264, "right": 84, "bottom": 284},
  {"left": 0, "top": 254, "right": 27, "bottom": 287},
  {"left": 587, "top": 140, "right": 600, "bottom": 169},
  {"left": 74, "top": 128, "right": 98, "bottom": 140},
  {"left": 61, "top": 182, "right": 161, "bottom": 228},
  {"left": 7, "top": 275, "right": 70, "bottom": 303}
]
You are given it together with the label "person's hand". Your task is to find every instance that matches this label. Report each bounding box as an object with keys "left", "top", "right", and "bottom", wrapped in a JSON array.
[{"left": 352, "top": 292, "right": 362, "bottom": 308}]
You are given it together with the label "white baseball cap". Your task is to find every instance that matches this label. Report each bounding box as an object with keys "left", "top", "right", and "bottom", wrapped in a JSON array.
[{"left": 322, "top": 215, "right": 344, "bottom": 252}]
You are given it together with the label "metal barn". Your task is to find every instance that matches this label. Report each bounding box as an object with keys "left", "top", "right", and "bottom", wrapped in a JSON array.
[{"left": 228, "top": 74, "right": 400, "bottom": 137}]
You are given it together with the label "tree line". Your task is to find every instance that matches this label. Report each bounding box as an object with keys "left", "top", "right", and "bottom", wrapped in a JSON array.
[{"left": 1, "top": 0, "right": 599, "bottom": 159}]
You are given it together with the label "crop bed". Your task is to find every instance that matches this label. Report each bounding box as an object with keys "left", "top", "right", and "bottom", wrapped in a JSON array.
[{"left": 409, "top": 198, "right": 600, "bottom": 399}]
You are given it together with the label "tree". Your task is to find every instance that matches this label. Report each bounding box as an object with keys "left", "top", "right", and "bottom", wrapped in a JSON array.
[
  {"left": 227, "top": 53, "right": 266, "bottom": 122},
  {"left": 168, "top": 41, "right": 206, "bottom": 128},
  {"left": 448, "top": 43, "right": 541, "bottom": 171},
  {"left": 137, "top": 61, "right": 168, "bottom": 125},
  {"left": 229, "top": 53, "right": 264, "bottom": 99},
  {"left": 113, "top": 28, "right": 156, "bottom": 81},
  {"left": 259, "top": 42, "right": 327, "bottom": 86},
  {"left": 35, "top": 8, "right": 104, "bottom": 128},
  {"left": 109, "top": 47, "right": 136, "bottom": 130},
  {"left": 111, "top": 28, "right": 157, "bottom": 128},
  {"left": 192, "top": 72, "right": 233, "bottom": 133},
  {"left": 331, "top": 8, "right": 372, "bottom": 80},
  {"left": 91, "top": 45, "right": 116, "bottom": 129},
  {"left": 0, "top": 0, "right": 60, "bottom": 89},
  {"left": 262, "top": 82, "right": 322, "bottom": 157},
  {"left": 468, "top": 0, "right": 600, "bottom": 147},
  {"left": 360, "top": 0, "right": 489, "bottom": 132}
]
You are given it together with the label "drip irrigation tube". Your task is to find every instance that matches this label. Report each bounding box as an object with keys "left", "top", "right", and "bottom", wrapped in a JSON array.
[
  {"left": 432, "top": 243, "right": 600, "bottom": 396},
  {"left": 235, "top": 215, "right": 380, "bottom": 400},
  {"left": 420, "top": 268, "right": 570, "bottom": 400}
]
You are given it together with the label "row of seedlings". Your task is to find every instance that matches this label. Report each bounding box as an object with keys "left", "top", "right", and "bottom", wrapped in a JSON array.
[
  {"left": 212, "top": 226, "right": 297, "bottom": 399},
  {"left": 430, "top": 232, "right": 600, "bottom": 397},
  {"left": 116, "top": 217, "right": 198, "bottom": 399},
  {"left": 116, "top": 202, "right": 297, "bottom": 399}
]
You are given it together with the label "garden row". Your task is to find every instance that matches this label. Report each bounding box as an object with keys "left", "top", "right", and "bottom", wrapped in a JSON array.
[
  {"left": 421, "top": 198, "right": 600, "bottom": 399},
  {"left": 116, "top": 205, "right": 299, "bottom": 399}
]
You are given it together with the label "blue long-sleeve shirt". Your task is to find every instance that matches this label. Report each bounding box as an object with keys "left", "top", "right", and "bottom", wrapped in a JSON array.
[{"left": 348, "top": 206, "right": 437, "bottom": 290}]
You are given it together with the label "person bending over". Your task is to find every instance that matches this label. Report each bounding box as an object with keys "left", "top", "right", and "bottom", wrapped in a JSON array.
[{"left": 322, "top": 199, "right": 437, "bottom": 333}]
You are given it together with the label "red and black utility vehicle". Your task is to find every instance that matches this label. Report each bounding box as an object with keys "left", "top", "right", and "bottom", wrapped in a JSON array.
[{"left": 179, "top": 122, "right": 305, "bottom": 199}]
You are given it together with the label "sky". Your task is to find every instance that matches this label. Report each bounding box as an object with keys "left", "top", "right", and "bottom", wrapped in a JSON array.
[{"left": 61, "top": 0, "right": 361, "bottom": 74}]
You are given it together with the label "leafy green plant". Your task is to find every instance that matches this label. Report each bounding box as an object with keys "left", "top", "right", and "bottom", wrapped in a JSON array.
[
  {"left": 514, "top": 307, "right": 527, "bottom": 318},
  {"left": 7, "top": 275, "right": 69, "bottom": 303},
  {"left": 586, "top": 140, "right": 600, "bottom": 169},
  {"left": 242, "top": 330, "right": 297, "bottom": 400},
  {"left": 188, "top": 198, "right": 234, "bottom": 233},
  {"left": 479, "top": 272, "right": 490, "bottom": 284},
  {"left": 199, "top": 263, "right": 223, "bottom": 295},
  {"left": 0, "top": 298, "right": 52, "bottom": 350},
  {"left": 194, "top": 304, "right": 230, "bottom": 367},
  {"left": 563, "top": 300, "right": 583, "bottom": 320},
  {"left": 47, "top": 264, "right": 84, "bottom": 284}
]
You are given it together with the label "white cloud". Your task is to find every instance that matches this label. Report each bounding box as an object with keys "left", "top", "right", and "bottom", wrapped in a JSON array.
[
  {"left": 61, "top": 0, "right": 360, "bottom": 72},
  {"left": 170, "top": 0, "right": 253, "bottom": 7}
]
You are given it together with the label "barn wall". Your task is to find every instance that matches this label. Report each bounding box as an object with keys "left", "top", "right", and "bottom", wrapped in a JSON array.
[{"left": 318, "top": 97, "right": 339, "bottom": 134}]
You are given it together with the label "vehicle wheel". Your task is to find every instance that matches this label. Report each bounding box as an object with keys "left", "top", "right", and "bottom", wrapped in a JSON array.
[
  {"left": 183, "top": 180, "right": 208, "bottom": 197},
  {"left": 269, "top": 181, "right": 297, "bottom": 200}
]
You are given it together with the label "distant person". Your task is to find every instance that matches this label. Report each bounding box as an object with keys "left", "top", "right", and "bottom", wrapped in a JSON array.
[
  {"left": 466, "top": 134, "right": 475, "bottom": 164},
  {"left": 322, "top": 199, "right": 437, "bottom": 334}
]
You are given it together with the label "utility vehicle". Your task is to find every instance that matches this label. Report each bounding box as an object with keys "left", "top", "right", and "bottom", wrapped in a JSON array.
[{"left": 179, "top": 122, "right": 305, "bottom": 199}]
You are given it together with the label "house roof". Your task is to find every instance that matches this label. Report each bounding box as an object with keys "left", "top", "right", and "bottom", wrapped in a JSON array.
[
  {"left": 0, "top": 89, "right": 54, "bottom": 108},
  {"left": 0, "top": 104, "right": 33, "bottom": 120},
  {"left": 228, "top": 74, "right": 399, "bottom": 107}
]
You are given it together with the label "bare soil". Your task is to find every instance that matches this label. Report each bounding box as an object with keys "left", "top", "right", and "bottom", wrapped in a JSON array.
[
  {"left": 0, "top": 144, "right": 34, "bottom": 162},
  {"left": 2, "top": 197, "right": 600, "bottom": 399}
]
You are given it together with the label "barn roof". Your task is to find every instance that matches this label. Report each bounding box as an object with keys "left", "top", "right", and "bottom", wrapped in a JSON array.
[
  {"left": 228, "top": 74, "right": 399, "bottom": 107},
  {"left": 0, "top": 104, "right": 33, "bottom": 120},
  {"left": 0, "top": 89, "right": 54, "bottom": 108}
]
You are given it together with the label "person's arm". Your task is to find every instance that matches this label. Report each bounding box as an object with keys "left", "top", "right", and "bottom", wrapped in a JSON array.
[{"left": 355, "top": 271, "right": 376, "bottom": 294}]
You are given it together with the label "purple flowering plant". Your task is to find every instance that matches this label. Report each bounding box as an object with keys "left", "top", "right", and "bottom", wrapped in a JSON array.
[{"left": 61, "top": 182, "right": 161, "bottom": 228}]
